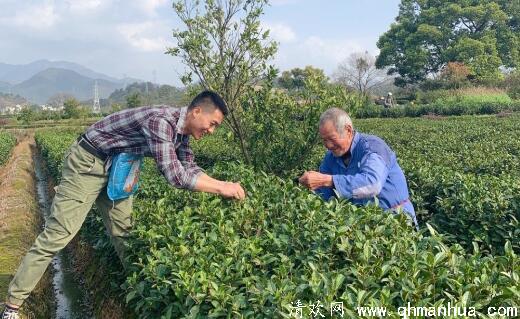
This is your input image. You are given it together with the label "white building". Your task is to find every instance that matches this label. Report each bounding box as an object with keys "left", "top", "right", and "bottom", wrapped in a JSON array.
[
  {"left": 41, "top": 104, "right": 62, "bottom": 111},
  {"left": 1, "top": 104, "right": 23, "bottom": 114}
]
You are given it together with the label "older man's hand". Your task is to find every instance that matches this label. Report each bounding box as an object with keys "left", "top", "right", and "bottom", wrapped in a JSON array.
[{"left": 298, "top": 171, "right": 333, "bottom": 190}]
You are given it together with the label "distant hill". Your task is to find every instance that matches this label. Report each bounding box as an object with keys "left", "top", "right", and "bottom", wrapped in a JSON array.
[
  {"left": 0, "top": 93, "right": 27, "bottom": 112},
  {"left": 0, "top": 81, "right": 11, "bottom": 92},
  {"left": 8, "top": 68, "right": 124, "bottom": 104},
  {"left": 0, "top": 59, "right": 140, "bottom": 85},
  {"left": 108, "top": 82, "right": 189, "bottom": 107}
]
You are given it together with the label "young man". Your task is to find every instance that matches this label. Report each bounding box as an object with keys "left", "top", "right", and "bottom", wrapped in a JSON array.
[
  {"left": 298, "top": 107, "right": 417, "bottom": 227},
  {"left": 2, "top": 90, "right": 245, "bottom": 318}
]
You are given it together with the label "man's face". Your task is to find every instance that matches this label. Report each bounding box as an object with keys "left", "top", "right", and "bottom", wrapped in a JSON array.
[
  {"left": 187, "top": 105, "right": 224, "bottom": 140},
  {"left": 319, "top": 120, "right": 352, "bottom": 157}
]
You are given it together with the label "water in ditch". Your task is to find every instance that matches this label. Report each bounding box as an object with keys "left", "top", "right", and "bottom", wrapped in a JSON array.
[{"left": 33, "top": 149, "right": 94, "bottom": 319}]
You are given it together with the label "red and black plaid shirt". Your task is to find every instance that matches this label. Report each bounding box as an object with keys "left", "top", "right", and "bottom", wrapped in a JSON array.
[{"left": 85, "top": 105, "right": 202, "bottom": 189}]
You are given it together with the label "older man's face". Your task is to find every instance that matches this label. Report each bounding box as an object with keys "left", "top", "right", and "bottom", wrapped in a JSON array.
[{"left": 319, "top": 120, "right": 352, "bottom": 157}]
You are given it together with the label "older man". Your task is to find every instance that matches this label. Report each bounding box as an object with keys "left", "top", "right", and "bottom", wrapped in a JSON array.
[{"left": 299, "top": 107, "right": 417, "bottom": 226}]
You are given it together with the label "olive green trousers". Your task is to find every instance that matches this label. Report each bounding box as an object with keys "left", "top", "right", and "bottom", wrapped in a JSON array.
[{"left": 7, "top": 141, "right": 132, "bottom": 307}]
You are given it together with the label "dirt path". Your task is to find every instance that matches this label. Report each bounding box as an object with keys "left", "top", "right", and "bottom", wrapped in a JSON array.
[
  {"left": 1, "top": 135, "right": 127, "bottom": 318},
  {"left": 0, "top": 136, "right": 53, "bottom": 318}
]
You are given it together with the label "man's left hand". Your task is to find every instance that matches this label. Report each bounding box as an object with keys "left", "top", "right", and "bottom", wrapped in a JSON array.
[{"left": 298, "top": 171, "right": 333, "bottom": 190}]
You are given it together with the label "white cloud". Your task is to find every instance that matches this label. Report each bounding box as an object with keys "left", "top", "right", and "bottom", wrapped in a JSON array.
[
  {"left": 302, "top": 36, "right": 364, "bottom": 64},
  {"left": 136, "top": 0, "right": 169, "bottom": 16},
  {"left": 1, "top": 2, "right": 59, "bottom": 29},
  {"left": 272, "top": 36, "right": 367, "bottom": 75},
  {"left": 261, "top": 22, "right": 296, "bottom": 43},
  {"left": 66, "top": 0, "right": 104, "bottom": 13},
  {"left": 117, "top": 22, "right": 173, "bottom": 52}
]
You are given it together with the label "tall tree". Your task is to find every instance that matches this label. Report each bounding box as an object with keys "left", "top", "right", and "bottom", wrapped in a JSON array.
[
  {"left": 333, "top": 51, "right": 391, "bottom": 96},
  {"left": 167, "top": 0, "right": 277, "bottom": 163},
  {"left": 63, "top": 98, "right": 81, "bottom": 119},
  {"left": 17, "top": 108, "right": 34, "bottom": 125},
  {"left": 277, "top": 66, "right": 328, "bottom": 91},
  {"left": 47, "top": 93, "right": 74, "bottom": 109},
  {"left": 126, "top": 92, "right": 142, "bottom": 108},
  {"left": 376, "top": 0, "right": 520, "bottom": 86}
]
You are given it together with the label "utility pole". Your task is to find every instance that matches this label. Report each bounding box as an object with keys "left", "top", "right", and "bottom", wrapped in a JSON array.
[{"left": 93, "top": 81, "right": 101, "bottom": 114}]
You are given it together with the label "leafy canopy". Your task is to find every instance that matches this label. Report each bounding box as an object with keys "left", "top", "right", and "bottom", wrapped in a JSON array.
[
  {"left": 167, "top": 0, "right": 277, "bottom": 163},
  {"left": 376, "top": 0, "right": 520, "bottom": 86},
  {"left": 277, "top": 66, "right": 328, "bottom": 91}
]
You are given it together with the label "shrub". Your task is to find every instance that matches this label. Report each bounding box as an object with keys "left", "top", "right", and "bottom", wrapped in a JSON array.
[
  {"left": 240, "top": 75, "right": 365, "bottom": 176},
  {"left": 0, "top": 131, "right": 16, "bottom": 165},
  {"left": 123, "top": 162, "right": 519, "bottom": 318},
  {"left": 354, "top": 90, "right": 520, "bottom": 119},
  {"left": 505, "top": 71, "right": 520, "bottom": 100}
]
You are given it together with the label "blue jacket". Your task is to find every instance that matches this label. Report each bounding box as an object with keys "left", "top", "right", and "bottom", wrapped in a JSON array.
[{"left": 316, "top": 131, "right": 417, "bottom": 226}]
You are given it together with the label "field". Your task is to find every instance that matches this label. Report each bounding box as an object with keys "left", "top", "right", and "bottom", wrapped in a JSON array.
[{"left": 33, "top": 113, "right": 520, "bottom": 318}]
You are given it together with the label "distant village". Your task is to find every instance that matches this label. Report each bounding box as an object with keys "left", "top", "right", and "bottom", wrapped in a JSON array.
[{"left": 0, "top": 104, "right": 64, "bottom": 115}]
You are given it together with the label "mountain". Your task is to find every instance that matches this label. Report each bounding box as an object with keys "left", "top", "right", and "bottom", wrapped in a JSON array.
[
  {"left": 0, "top": 80, "right": 11, "bottom": 92},
  {"left": 108, "top": 82, "right": 188, "bottom": 107},
  {"left": 8, "top": 68, "right": 124, "bottom": 104},
  {"left": 0, "top": 59, "right": 140, "bottom": 85}
]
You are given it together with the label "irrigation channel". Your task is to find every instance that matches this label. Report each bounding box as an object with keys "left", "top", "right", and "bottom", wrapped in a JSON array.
[{"left": 33, "top": 150, "right": 93, "bottom": 318}]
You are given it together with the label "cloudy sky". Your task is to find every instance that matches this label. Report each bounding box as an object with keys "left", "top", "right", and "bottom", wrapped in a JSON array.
[{"left": 0, "top": 0, "right": 400, "bottom": 86}]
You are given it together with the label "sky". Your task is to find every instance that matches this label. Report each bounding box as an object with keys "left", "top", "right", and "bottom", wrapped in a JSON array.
[{"left": 0, "top": 0, "right": 401, "bottom": 86}]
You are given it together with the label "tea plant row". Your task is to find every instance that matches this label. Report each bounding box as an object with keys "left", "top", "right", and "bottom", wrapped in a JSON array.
[
  {"left": 34, "top": 115, "right": 520, "bottom": 318},
  {"left": 351, "top": 115, "right": 520, "bottom": 254},
  {"left": 0, "top": 131, "right": 16, "bottom": 166}
]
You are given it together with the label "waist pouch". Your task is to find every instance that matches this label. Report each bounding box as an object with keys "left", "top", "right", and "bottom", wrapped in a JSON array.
[{"left": 107, "top": 153, "right": 144, "bottom": 200}]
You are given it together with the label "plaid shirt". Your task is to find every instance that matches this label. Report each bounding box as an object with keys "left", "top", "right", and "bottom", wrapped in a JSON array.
[{"left": 85, "top": 105, "right": 202, "bottom": 189}]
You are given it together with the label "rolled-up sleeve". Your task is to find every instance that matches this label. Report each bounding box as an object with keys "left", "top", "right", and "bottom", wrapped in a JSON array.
[
  {"left": 332, "top": 152, "right": 389, "bottom": 199},
  {"left": 142, "top": 115, "right": 201, "bottom": 189},
  {"left": 177, "top": 137, "right": 203, "bottom": 176}
]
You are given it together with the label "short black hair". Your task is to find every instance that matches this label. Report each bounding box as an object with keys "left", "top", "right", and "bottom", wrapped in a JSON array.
[{"left": 188, "top": 90, "right": 229, "bottom": 116}]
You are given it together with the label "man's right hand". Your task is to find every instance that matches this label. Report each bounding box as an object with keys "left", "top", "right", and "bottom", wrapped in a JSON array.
[
  {"left": 219, "top": 182, "right": 246, "bottom": 200},
  {"left": 193, "top": 173, "right": 246, "bottom": 200}
]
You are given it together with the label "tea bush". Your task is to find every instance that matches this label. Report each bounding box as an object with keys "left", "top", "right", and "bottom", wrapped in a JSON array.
[
  {"left": 120, "top": 162, "right": 519, "bottom": 318},
  {"left": 0, "top": 131, "right": 16, "bottom": 165},
  {"left": 35, "top": 128, "right": 82, "bottom": 181},
  {"left": 352, "top": 115, "right": 520, "bottom": 254},
  {"left": 35, "top": 114, "right": 520, "bottom": 317}
]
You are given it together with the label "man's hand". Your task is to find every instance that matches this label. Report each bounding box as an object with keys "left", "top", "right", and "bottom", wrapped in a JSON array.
[
  {"left": 298, "top": 171, "right": 333, "bottom": 190},
  {"left": 219, "top": 182, "right": 246, "bottom": 200},
  {"left": 193, "top": 173, "right": 245, "bottom": 200}
]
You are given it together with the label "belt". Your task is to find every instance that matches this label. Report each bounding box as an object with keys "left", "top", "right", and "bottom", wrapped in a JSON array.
[{"left": 77, "top": 134, "right": 108, "bottom": 161}]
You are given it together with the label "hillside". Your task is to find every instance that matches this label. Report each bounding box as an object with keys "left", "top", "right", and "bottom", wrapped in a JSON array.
[
  {"left": 0, "top": 81, "right": 11, "bottom": 92},
  {"left": 0, "top": 59, "right": 140, "bottom": 85},
  {"left": 8, "top": 68, "right": 123, "bottom": 104},
  {"left": 107, "top": 82, "right": 189, "bottom": 107}
]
